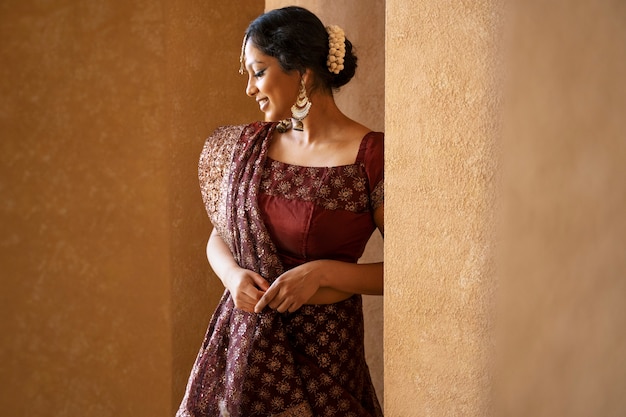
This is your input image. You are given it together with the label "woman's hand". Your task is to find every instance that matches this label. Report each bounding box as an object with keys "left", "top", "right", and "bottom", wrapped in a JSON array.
[
  {"left": 254, "top": 261, "right": 324, "bottom": 313},
  {"left": 254, "top": 256, "right": 384, "bottom": 313},
  {"left": 223, "top": 266, "right": 270, "bottom": 313},
  {"left": 206, "top": 228, "right": 270, "bottom": 313}
]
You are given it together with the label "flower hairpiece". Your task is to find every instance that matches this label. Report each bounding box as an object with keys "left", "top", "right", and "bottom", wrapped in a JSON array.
[{"left": 326, "top": 25, "right": 346, "bottom": 74}]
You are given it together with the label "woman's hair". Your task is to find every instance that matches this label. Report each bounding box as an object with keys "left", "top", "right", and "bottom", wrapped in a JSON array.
[{"left": 244, "top": 6, "right": 357, "bottom": 93}]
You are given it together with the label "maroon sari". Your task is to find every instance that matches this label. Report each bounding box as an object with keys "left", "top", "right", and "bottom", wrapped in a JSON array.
[{"left": 177, "top": 122, "right": 384, "bottom": 417}]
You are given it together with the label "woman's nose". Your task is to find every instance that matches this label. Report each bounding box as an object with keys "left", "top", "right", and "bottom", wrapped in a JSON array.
[{"left": 246, "top": 79, "right": 257, "bottom": 97}]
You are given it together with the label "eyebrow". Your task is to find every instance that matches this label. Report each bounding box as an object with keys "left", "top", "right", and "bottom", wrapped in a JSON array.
[{"left": 245, "top": 59, "right": 265, "bottom": 68}]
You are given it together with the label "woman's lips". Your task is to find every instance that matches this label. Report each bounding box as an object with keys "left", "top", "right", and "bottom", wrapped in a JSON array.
[{"left": 258, "top": 98, "right": 268, "bottom": 112}]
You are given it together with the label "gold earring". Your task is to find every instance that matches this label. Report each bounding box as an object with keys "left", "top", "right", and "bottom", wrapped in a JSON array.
[
  {"left": 290, "top": 78, "right": 312, "bottom": 131},
  {"left": 238, "top": 34, "right": 247, "bottom": 75}
]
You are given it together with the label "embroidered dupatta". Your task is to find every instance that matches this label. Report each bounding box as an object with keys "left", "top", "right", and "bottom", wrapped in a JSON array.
[{"left": 177, "top": 122, "right": 313, "bottom": 416}]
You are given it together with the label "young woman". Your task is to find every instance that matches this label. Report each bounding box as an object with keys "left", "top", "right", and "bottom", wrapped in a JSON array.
[{"left": 177, "top": 6, "right": 384, "bottom": 416}]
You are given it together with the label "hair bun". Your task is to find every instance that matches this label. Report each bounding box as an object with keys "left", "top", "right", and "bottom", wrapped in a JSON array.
[
  {"left": 330, "top": 38, "right": 357, "bottom": 89},
  {"left": 245, "top": 7, "right": 358, "bottom": 92}
]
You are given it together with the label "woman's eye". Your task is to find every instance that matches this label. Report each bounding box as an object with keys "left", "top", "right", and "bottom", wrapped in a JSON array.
[{"left": 254, "top": 69, "right": 266, "bottom": 78}]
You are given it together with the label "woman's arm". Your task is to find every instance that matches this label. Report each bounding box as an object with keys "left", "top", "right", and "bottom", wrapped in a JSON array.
[
  {"left": 255, "top": 205, "right": 384, "bottom": 313},
  {"left": 206, "top": 228, "right": 355, "bottom": 311},
  {"left": 206, "top": 228, "right": 270, "bottom": 312}
]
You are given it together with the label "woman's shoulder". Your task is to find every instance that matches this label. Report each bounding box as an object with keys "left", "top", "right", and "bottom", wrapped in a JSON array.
[
  {"left": 200, "top": 124, "right": 251, "bottom": 167},
  {"left": 355, "top": 128, "right": 384, "bottom": 190},
  {"left": 344, "top": 119, "right": 383, "bottom": 149},
  {"left": 358, "top": 129, "right": 384, "bottom": 161},
  {"left": 203, "top": 121, "right": 270, "bottom": 149},
  {"left": 363, "top": 130, "right": 384, "bottom": 146},
  {"left": 207, "top": 123, "right": 250, "bottom": 142}
]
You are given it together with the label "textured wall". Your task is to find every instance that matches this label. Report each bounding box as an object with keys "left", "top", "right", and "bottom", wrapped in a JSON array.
[
  {"left": 385, "top": 0, "right": 498, "bottom": 415},
  {"left": 0, "top": 1, "right": 261, "bottom": 416},
  {"left": 496, "top": 0, "right": 626, "bottom": 415},
  {"left": 0, "top": 2, "right": 172, "bottom": 415},
  {"left": 165, "top": 1, "right": 263, "bottom": 410},
  {"left": 264, "top": 0, "right": 386, "bottom": 405}
]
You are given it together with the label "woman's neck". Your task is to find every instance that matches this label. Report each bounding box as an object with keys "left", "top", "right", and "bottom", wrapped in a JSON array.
[{"left": 291, "top": 93, "right": 349, "bottom": 144}]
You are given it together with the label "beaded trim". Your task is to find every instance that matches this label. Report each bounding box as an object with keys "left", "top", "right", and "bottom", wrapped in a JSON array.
[
  {"left": 326, "top": 25, "right": 346, "bottom": 74},
  {"left": 239, "top": 33, "right": 247, "bottom": 75}
]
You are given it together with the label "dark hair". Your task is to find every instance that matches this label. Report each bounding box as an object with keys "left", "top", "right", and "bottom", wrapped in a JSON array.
[{"left": 244, "top": 6, "right": 357, "bottom": 93}]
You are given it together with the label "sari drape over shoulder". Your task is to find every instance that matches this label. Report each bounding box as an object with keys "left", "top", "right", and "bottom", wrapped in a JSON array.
[{"left": 177, "top": 122, "right": 384, "bottom": 417}]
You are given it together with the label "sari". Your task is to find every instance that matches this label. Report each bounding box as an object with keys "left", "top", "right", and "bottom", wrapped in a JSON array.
[{"left": 177, "top": 121, "right": 383, "bottom": 416}]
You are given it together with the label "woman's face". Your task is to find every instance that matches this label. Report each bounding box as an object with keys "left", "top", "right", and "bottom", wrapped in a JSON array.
[{"left": 243, "top": 42, "right": 301, "bottom": 122}]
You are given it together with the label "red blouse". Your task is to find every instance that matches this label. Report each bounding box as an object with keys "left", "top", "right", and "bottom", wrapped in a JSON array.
[{"left": 258, "top": 132, "right": 384, "bottom": 270}]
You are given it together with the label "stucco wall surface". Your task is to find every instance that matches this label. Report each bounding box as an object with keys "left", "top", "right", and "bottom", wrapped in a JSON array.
[
  {"left": 0, "top": 1, "right": 261, "bottom": 415},
  {"left": 496, "top": 1, "right": 626, "bottom": 415},
  {"left": 0, "top": 2, "right": 171, "bottom": 415},
  {"left": 385, "top": 0, "right": 498, "bottom": 415},
  {"left": 165, "top": 1, "right": 263, "bottom": 409},
  {"left": 265, "top": 0, "right": 387, "bottom": 405}
]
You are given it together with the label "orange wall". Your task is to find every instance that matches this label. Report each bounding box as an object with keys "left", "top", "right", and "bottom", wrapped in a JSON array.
[
  {"left": 0, "top": 1, "right": 262, "bottom": 415},
  {"left": 385, "top": 0, "right": 626, "bottom": 415},
  {"left": 385, "top": 0, "right": 499, "bottom": 415},
  {"left": 164, "top": 1, "right": 263, "bottom": 409},
  {"left": 496, "top": 0, "right": 626, "bottom": 415}
]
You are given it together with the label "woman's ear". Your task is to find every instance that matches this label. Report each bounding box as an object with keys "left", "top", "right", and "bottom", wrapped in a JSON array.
[{"left": 302, "top": 69, "right": 313, "bottom": 88}]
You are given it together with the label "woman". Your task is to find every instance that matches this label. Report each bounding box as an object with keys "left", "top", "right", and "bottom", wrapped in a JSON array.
[{"left": 177, "top": 6, "right": 384, "bottom": 416}]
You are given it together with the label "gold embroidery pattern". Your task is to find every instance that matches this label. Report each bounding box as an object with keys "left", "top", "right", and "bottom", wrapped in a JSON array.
[
  {"left": 370, "top": 180, "right": 384, "bottom": 210},
  {"left": 198, "top": 124, "right": 245, "bottom": 248},
  {"left": 283, "top": 297, "right": 383, "bottom": 416},
  {"left": 260, "top": 159, "right": 381, "bottom": 213}
]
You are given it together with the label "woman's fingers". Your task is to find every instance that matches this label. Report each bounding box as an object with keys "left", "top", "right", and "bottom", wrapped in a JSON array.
[
  {"left": 249, "top": 272, "right": 270, "bottom": 292},
  {"left": 233, "top": 291, "right": 263, "bottom": 312},
  {"left": 230, "top": 270, "right": 269, "bottom": 312},
  {"left": 254, "top": 284, "right": 279, "bottom": 313},
  {"left": 253, "top": 282, "right": 304, "bottom": 314},
  {"left": 256, "top": 291, "right": 294, "bottom": 314},
  {"left": 254, "top": 266, "right": 320, "bottom": 313},
  {"left": 275, "top": 298, "right": 294, "bottom": 313}
]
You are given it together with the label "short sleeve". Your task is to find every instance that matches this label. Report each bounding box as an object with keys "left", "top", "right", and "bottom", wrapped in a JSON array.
[{"left": 362, "top": 132, "right": 384, "bottom": 210}]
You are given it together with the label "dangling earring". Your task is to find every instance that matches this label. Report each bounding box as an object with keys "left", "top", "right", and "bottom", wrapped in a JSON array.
[
  {"left": 238, "top": 34, "right": 247, "bottom": 75},
  {"left": 291, "top": 78, "right": 312, "bottom": 131}
]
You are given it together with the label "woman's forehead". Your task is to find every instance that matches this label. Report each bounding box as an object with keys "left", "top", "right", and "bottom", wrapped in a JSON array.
[{"left": 244, "top": 43, "right": 273, "bottom": 67}]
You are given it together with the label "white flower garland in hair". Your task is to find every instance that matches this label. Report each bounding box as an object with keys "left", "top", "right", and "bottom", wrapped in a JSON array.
[{"left": 326, "top": 25, "right": 346, "bottom": 74}]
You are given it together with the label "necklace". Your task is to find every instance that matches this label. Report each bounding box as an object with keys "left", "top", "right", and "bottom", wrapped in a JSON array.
[{"left": 276, "top": 118, "right": 304, "bottom": 133}]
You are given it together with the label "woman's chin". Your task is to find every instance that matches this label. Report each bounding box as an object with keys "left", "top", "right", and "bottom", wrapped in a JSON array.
[{"left": 264, "top": 112, "right": 290, "bottom": 122}]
